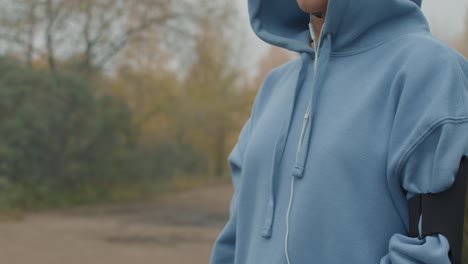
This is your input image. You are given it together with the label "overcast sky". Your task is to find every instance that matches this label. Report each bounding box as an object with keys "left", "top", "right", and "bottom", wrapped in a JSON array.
[{"left": 236, "top": 0, "right": 468, "bottom": 71}]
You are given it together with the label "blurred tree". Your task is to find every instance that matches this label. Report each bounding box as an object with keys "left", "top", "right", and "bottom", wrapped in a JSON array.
[
  {"left": 0, "top": 0, "right": 41, "bottom": 67},
  {"left": 0, "top": 0, "right": 197, "bottom": 76},
  {"left": 72, "top": 0, "right": 179, "bottom": 75},
  {"left": 106, "top": 52, "right": 214, "bottom": 179},
  {"left": 0, "top": 0, "right": 256, "bottom": 208},
  {"left": 109, "top": 64, "right": 180, "bottom": 143},
  {"left": 183, "top": 16, "right": 252, "bottom": 178},
  {"left": 253, "top": 46, "right": 296, "bottom": 89},
  {"left": 106, "top": 1, "right": 254, "bottom": 178}
]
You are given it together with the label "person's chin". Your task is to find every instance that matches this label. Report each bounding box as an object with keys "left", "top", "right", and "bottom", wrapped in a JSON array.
[{"left": 296, "top": 0, "right": 324, "bottom": 13}]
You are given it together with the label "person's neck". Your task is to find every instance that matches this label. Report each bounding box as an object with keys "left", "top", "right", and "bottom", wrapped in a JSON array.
[{"left": 310, "top": 11, "right": 326, "bottom": 48}]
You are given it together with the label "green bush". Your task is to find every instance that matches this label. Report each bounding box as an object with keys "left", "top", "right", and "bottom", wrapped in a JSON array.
[
  {"left": 0, "top": 58, "right": 210, "bottom": 210},
  {"left": 0, "top": 58, "right": 132, "bottom": 191}
]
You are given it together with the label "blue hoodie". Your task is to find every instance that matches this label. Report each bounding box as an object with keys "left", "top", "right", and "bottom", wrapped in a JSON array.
[{"left": 209, "top": 0, "right": 468, "bottom": 263}]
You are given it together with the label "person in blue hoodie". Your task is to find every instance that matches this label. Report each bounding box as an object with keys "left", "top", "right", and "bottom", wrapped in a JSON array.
[{"left": 209, "top": 0, "right": 468, "bottom": 263}]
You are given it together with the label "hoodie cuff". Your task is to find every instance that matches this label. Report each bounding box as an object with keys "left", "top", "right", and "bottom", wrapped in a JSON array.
[{"left": 379, "top": 233, "right": 451, "bottom": 264}]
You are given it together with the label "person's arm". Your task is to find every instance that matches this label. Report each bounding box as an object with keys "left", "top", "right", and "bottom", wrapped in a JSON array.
[
  {"left": 380, "top": 120, "right": 468, "bottom": 264},
  {"left": 209, "top": 117, "right": 252, "bottom": 264},
  {"left": 380, "top": 49, "right": 468, "bottom": 263}
]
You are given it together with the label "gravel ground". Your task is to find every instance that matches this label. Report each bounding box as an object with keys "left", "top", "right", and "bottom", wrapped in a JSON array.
[{"left": 0, "top": 183, "right": 233, "bottom": 264}]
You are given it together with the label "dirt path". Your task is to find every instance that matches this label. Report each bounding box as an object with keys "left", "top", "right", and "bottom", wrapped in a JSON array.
[{"left": 0, "top": 183, "right": 233, "bottom": 264}]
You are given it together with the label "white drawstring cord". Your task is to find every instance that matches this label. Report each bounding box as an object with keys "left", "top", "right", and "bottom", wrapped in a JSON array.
[
  {"left": 284, "top": 13, "right": 324, "bottom": 264},
  {"left": 284, "top": 171, "right": 295, "bottom": 264}
]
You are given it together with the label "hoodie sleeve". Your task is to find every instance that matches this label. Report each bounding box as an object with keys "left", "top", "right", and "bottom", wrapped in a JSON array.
[
  {"left": 209, "top": 116, "right": 251, "bottom": 264},
  {"left": 381, "top": 121, "right": 468, "bottom": 264},
  {"left": 380, "top": 49, "right": 468, "bottom": 263}
]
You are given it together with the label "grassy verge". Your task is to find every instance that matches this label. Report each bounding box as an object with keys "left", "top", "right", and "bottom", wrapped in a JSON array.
[{"left": 0, "top": 173, "right": 231, "bottom": 220}]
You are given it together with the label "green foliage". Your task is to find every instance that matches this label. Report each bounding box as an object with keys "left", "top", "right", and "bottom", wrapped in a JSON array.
[
  {"left": 0, "top": 58, "right": 131, "bottom": 188},
  {"left": 0, "top": 0, "right": 252, "bottom": 210},
  {"left": 131, "top": 141, "right": 209, "bottom": 182},
  {"left": 0, "top": 57, "right": 214, "bottom": 210},
  {"left": 0, "top": 58, "right": 131, "bottom": 207}
]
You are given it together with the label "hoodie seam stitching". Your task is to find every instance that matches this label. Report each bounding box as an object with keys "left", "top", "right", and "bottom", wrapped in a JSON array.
[{"left": 394, "top": 115, "right": 468, "bottom": 193}]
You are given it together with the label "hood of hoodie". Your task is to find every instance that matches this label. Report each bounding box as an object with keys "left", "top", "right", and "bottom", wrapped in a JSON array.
[{"left": 248, "top": 0, "right": 425, "bottom": 54}]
